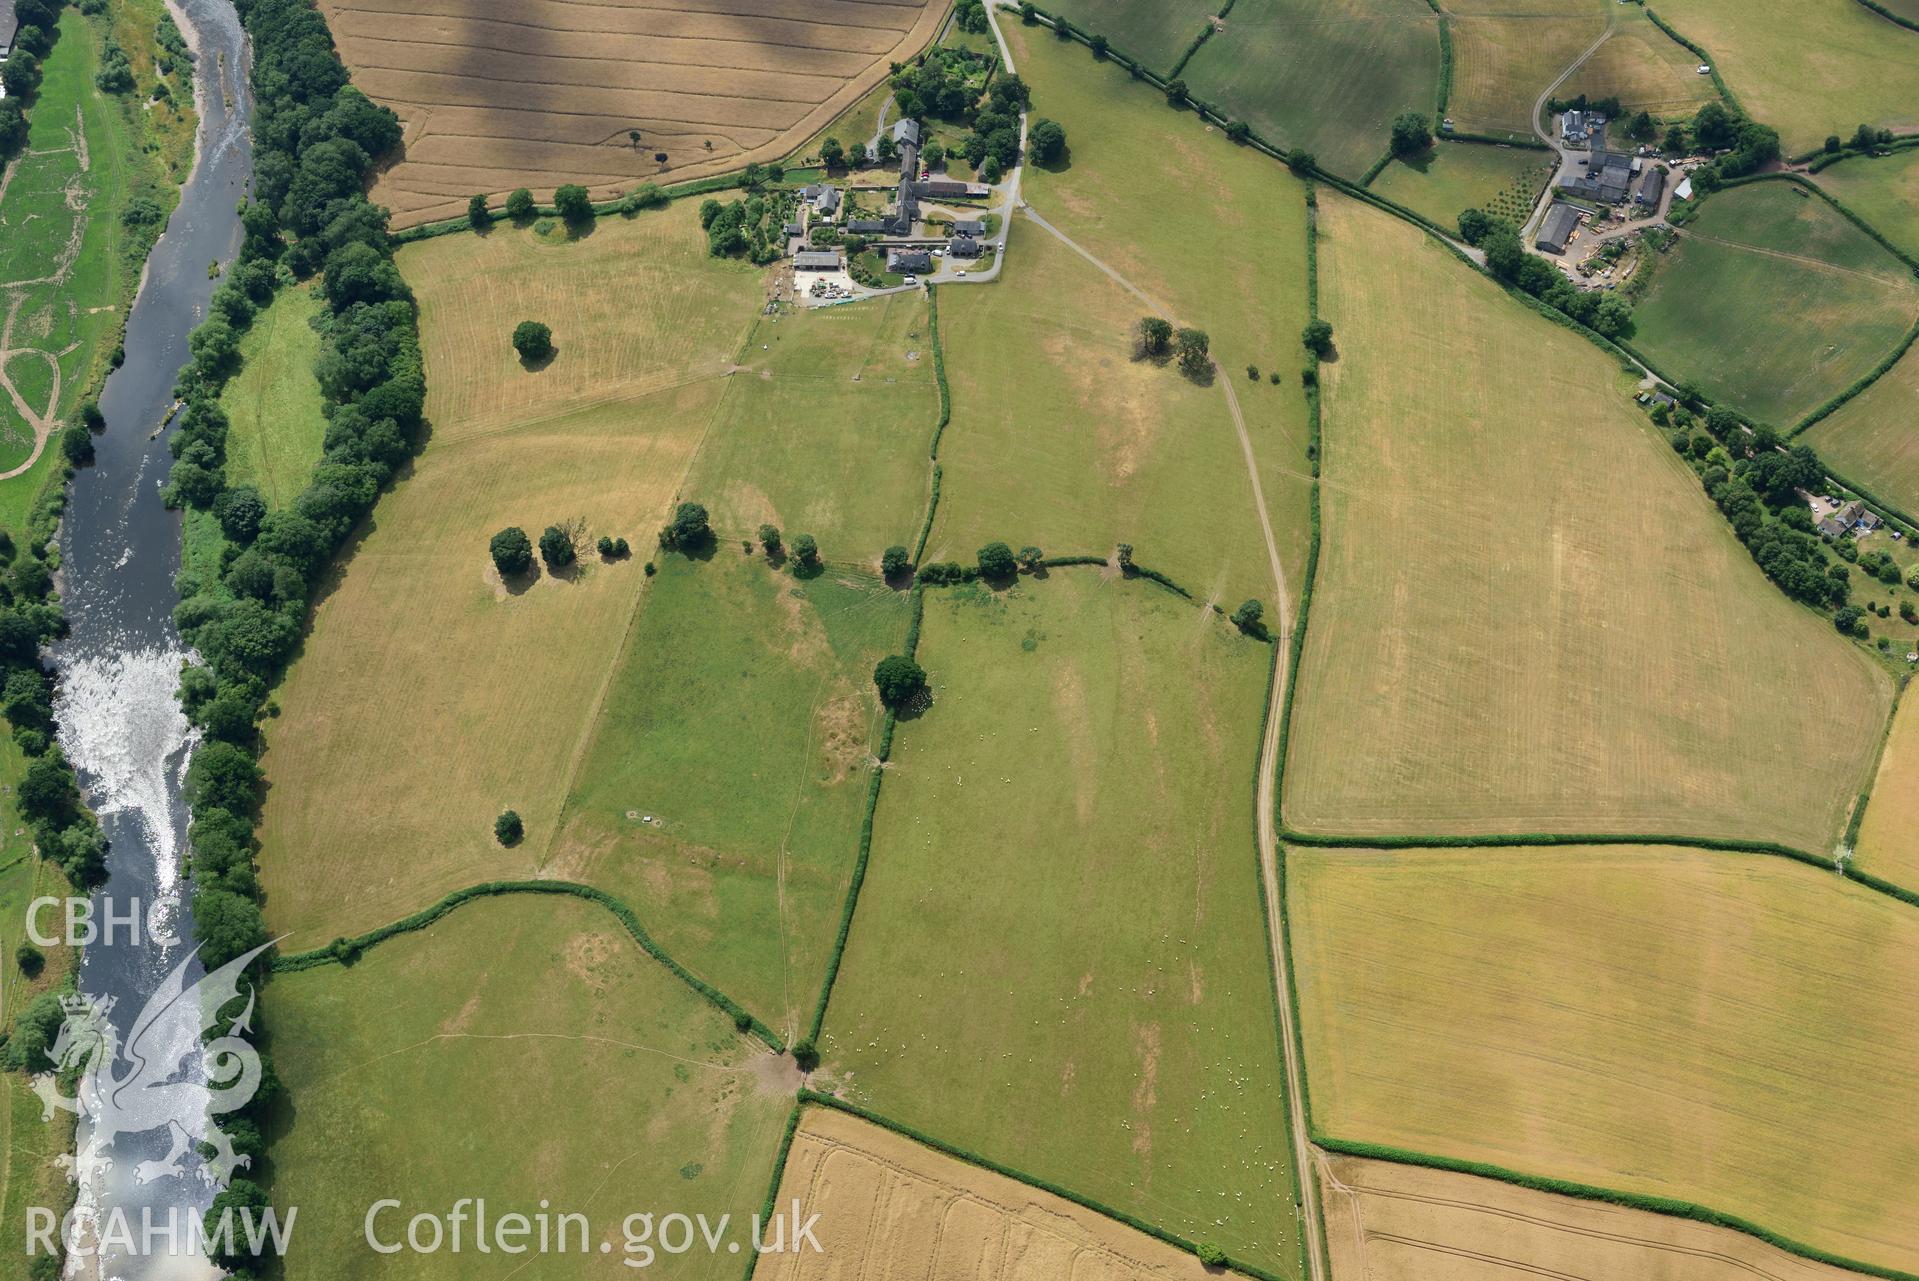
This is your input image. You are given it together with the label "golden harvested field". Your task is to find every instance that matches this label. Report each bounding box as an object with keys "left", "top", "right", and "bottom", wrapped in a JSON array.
[
  {"left": 1445, "top": 0, "right": 1605, "bottom": 141},
  {"left": 759, "top": 1108, "right": 1217, "bottom": 1281},
  {"left": 256, "top": 207, "right": 762, "bottom": 945},
  {"left": 1318, "top": 1152, "right": 1873, "bottom": 1281},
  {"left": 269, "top": 893, "right": 794, "bottom": 1281},
  {"left": 316, "top": 0, "right": 945, "bottom": 228},
  {"left": 1281, "top": 195, "right": 1891, "bottom": 848},
  {"left": 1560, "top": 7, "right": 1718, "bottom": 119},
  {"left": 1855, "top": 692, "right": 1919, "bottom": 890},
  {"left": 1288, "top": 845, "right": 1919, "bottom": 1276},
  {"left": 1651, "top": 0, "right": 1919, "bottom": 155}
]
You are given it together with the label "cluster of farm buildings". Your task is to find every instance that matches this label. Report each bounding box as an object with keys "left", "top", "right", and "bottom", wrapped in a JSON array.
[
  {"left": 790, "top": 117, "right": 994, "bottom": 280},
  {"left": 1535, "top": 110, "right": 1681, "bottom": 255}
]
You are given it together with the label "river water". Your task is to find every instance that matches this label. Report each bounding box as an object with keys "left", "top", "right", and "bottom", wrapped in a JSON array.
[{"left": 50, "top": 1, "right": 251, "bottom": 1276}]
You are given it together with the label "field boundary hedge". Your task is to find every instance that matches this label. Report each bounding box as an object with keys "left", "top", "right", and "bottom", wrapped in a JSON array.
[
  {"left": 389, "top": 171, "right": 752, "bottom": 246},
  {"left": 794, "top": 1093, "right": 1288, "bottom": 1280},
  {"left": 272, "top": 879, "right": 786, "bottom": 1050},
  {"left": 1847, "top": 0, "right": 1919, "bottom": 33},
  {"left": 1315, "top": 1138, "right": 1919, "bottom": 1281},
  {"left": 1642, "top": 8, "right": 1741, "bottom": 114},
  {"left": 1843, "top": 681, "right": 1907, "bottom": 854},
  {"left": 739, "top": 1101, "right": 803, "bottom": 1281}
]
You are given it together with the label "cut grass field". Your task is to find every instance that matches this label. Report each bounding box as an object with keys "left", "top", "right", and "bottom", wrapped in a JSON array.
[
  {"left": 680, "top": 292, "right": 939, "bottom": 561},
  {"left": 1806, "top": 339, "right": 1919, "bottom": 523},
  {"left": 219, "top": 286, "right": 327, "bottom": 506},
  {"left": 1033, "top": 0, "right": 1217, "bottom": 74},
  {"left": 1443, "top": 0, "right": 1605, "bottom": 142},
  {"left": 1180, "top": 0, "right": 1441, "bottom": 181},
  {"left": 546, "top": 553, "right": 908, "bottom": 1039},
  {"left": 1559, "top": 5, "right": 1718, "bottom": 119},
  {"left": 268, "top": 892, "right": 794, "bottom": 1280},
  {"left": 255, "top": 205, "right": 763, "bottom": 946},
  {"left": 1855, "top": 692, "right": 1919, "bottom": 890},
  {"left": 1318, "top": 1151, "right": 1877, "bottom": 1281},
  {"left": 316, "top": 0, "right": 945, "bottom": 227},
  {"left": 761, "top": 1107, "right": 1216, "bottom": 1280},
  {"left": 1288, "top": 844, "right": 1919, "bottom": 1276},
  {"left": 1283, "top": 194, "right": 1892, "bottom": 848},
  {"left": 1813, "top": 146, "right": 1919, "bottom": 261},
  {"left": 938, "top": 26, "right": 1313, "bottom": 613},
  {"left": 820, "top": 575, "right": 1300, "bottom": 1275},
  {"left": 1632, "top": 182, "right": 1919, "bottom": 425},
  {"left": 1369, "top": 142, "right": 1551, "bottom": 230},
  {"left": 1650, "top": 0, "right": 1919, "bottom": 155}
]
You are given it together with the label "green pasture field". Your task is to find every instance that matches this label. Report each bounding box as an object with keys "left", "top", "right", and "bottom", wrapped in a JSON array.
[
  {"left": 1805, "top": 343, "right": 1919, "bottom": 525},
  {"left": 682, "top": 293, "right": 939, "bottom": 563},
  {"left": 220, "top": 287, "right": 327, "bottom": 506},
  {"left": 1560, "top": 5, "right": 1718, "bottom": 119},
  {"left": 1033, "top": 0, "right": 1217, "bottom": 74},
  {"left": 547, "top": 553, "right": 908, "bottom": 1039},
  {"left": 1652, "top": 0, "right": 1919, "bottom": 155},
  {"left": 255, "top": 205, "right": 764, "bottom": 946},
  {"left": 0, "top": 6, "right": 169, "bottom": 510},
  {"left": 1283, "top": 194, "right": 1891, "bottom": 848},
  {"left": 1004, "top": 23, "right": 1314, "bottom": 612},
  {"left": 1814, "top": 146, "right": 1919, "bottom": 261},
  {"left": 1632, "top": 182, "right": 1919, "bottom": 425},
  {"left": 1289, "top": 844, "right": 1919, "bottom": 1275},
  {"left": 926, "top": 226, "right": 1277, "bottom": 609},
  {"left": 1370, "top": 141, "right": 1552, "bottom": 229},
  {"left": 820, "top": 573, "right": 1299, "bottom": 1273},
  {"left": 1180, "top": 0, "right": 1441, "bottom": 181},
  {"left": 269, "top": 892, "right": 793, "bottom": 1281},
  {"left": 1445, "top": 2, "right": 1606, "bottom": 142}
]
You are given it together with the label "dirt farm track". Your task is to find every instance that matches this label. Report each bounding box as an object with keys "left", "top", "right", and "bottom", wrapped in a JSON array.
[{"left": 318, "top": 0, "right": 944, "bottom": 227}]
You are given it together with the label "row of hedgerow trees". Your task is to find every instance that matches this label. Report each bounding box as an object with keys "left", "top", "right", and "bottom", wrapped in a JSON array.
[{"left": 157, "top": 0, "right": 424, "bottom": 1261}]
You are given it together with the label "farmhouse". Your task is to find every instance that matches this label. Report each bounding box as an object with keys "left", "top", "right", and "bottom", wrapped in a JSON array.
[
  {"left": 952, "top": 218, "right": 985, "bottom": 237},
  {"left": 1560, "top": 110, "right": 1590, "bottom": 145},
  {"left": 804, "top": 185, "right": 841, "bottom": 218},
  {"left": 893, "top": 118, "right": 921, "bottom": 149},
  {"left": 888, "top": 248, "right": 933, "bottom": 273},
  {"left": 795, "top": 249, "right": 843, "bottom": 272},
  {"left": 1536, "top": 203, "right": 1581, "bottom": 255},
  {"left": 948, "top": 236, "right": 984, "bottom": 259},
  {"left": 1818, "top": 501, "right": 1866, "bottom": 539}
]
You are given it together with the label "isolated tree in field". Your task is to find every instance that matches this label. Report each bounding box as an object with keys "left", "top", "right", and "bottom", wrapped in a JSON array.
[
  {"left": 1115, "top": 542, "right": 1134, "bottom": 572},
  {"left": 554, "top": 183, "right": 593, "bottom": 222},
  {"left": 1163, "top": 78, "right": 1187, "bottom": 106},
  {"left": 489, "top": 527, "right": 533, "bottom": 576},
  {"left": 539, "top": 524, "right": 577, "bottom": 569},
  {"left": 758, "top": 524, "right": 783, "bottom": 556},
  {"left": 1135, "top": 316, "right": 1173, "bottom": 358},
  {"left": 628, "top": 129, "right": 641, "bottom": 148},
  {"left": 1231, "top": 598, "right": 1265, "bottom": 636},
  {"left": 466, "top": 194, "right": 489, "bottom": 230},
  {"left": 1174, "top": 327, "right": 1211, "bottom": 378},
  {"left": 598, "top": 535, "right": 617, "bottom": 557},
  {"left": 977, "top": 541, "right": 1017, "bottom": 579},
  {"left": 658, "top": 502, "right": 711, "bottom": 551},
  {"left": 1302, "top": 319, "right": 1335, "bottom": 358},
  {"left": 494, "top": 810, "right": 523, "bottom": 846},
  {"left": 505, "top": 187, "right": 535, "bottom": 221},
  {"left": 1016, "top": 546, "right": 1044, "bottom": 572},
  {"left": 881, "top": 545, "right": 911, "bottom": 578},
  {"left": 511, "top": 321, "right": 553, "bottom": 362},
  {"left": 1390, "top": 111, "right": 1432, "bottom": 157},
  {"left": 1028, "top": 118, "right": 1067, "bottom": 164},
  {"left": 873, "top": 655, "right": 929, "bottom": 709},
  {"left": 820, "top": 136, "right": 845, "bottom": 169},
  {"left": 1089, "top": 33, "right": 1109, "bottom": 58},
  {"left": 791, "top": 533, "right": 820, "bottom": 567}
]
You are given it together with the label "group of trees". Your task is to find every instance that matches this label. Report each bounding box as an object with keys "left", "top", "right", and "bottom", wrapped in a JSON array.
[
  {"left": 0, "top": 0, "right": 74, "bottom": 164},
  {"left": 1682, "top": 102, "right": 1780, "bottom": 188},
  {"left": 1132, "top": 316, "right": 1213, "bottom": 378},
  {"left": 1389, "top": 111, "right": 1432, "bottom": 158},
  {"left": 1457, "top": 209, "right": 1636, "bottom": 339},
  {"left": 1825, "top": 123, "right": 1899, "bottom": 155},
  {"left": 699, "top": 194, "right": 785, "bottom": 263}
]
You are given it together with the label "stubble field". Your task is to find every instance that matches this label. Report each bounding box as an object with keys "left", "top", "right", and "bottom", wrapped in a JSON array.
[
  {"left": 1288, "top": 845, "right": 1919, "bottom": 1276},
  {"left": 268, "top": 893, "right": 794, "bottom": 1281},
  {"left": 1631, "top": 182, "right": 1919, "bottom": 426},
  {"left": 1442, "top": 0, "right": 1604, "bottom": 142},
  {"left": 255, "top": 206, "right": 762, "bottom": 946},
  {"left": 1854, "top": 692, "right": 1919, "bottom": 891},
  {"left": 315, "top": 0, "right": 945, "bottom": 227},
  {"left": 760, "top": 1106, "right": 1218, "bottom": 1280},
  {"left": 819, "top": 575, "right": 1301, "bottom": 1275},
  {"left": 1559, "top": 6, "right": 1718, "bottom": 119},
  {"left": 1318, "top": 1151, "right": 1878, "bottom": 1281},
  {"left": 1282, "top": 194, "right": 1891, "bottom": 849}
]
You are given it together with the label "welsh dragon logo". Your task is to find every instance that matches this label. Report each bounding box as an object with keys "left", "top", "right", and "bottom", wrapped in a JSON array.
[{"left": 33, "top": 942, "right": 272, "bottom": 1188}]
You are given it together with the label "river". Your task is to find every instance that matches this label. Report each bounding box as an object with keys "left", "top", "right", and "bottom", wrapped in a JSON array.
[{"left": 50, "top": 0, "right": 252, "bottom": 1276}]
